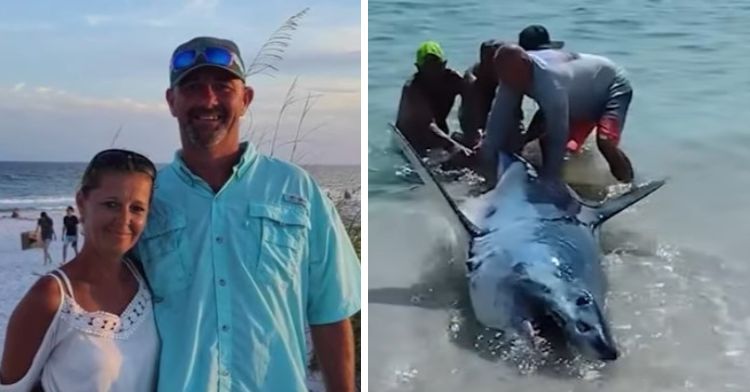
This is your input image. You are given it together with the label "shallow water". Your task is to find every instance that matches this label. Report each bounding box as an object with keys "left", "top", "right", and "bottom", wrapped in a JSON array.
[{"left": 369, "top": 0, "right": 750, "bottom": 390}]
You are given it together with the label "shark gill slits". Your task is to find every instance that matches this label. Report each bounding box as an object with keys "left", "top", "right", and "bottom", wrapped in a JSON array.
[{"left": 576, "top": 294, "right": 592, "bottom": 306}]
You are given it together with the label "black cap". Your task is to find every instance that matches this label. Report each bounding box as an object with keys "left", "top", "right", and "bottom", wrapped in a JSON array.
[
  {"left": 518, "top": 25, "right": 564, "bottom": 51},
  {"left": 169, "top": 36, "right": 246, "bottom": 87}
]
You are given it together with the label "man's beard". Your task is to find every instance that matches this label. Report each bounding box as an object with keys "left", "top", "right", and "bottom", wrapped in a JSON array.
[
  {"left": 184, "top": 123, "right": 229, "bottom": 148},
  {"left": 182, "top": 107, "right": 231, "bottom": 148}
]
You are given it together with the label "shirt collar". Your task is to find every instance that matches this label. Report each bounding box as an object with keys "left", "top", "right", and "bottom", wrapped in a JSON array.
[{"left": 170, "top": 142, "right": 259, "bottom": 187}]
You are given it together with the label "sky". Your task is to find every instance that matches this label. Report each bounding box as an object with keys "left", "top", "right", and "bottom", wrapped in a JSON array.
[{"left": 0, "top": 0, "right": 360, "bottom": 165}]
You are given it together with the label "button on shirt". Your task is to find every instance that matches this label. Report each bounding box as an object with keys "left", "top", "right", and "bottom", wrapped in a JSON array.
[{"left": 135, "top": 143, "right": 361, "bottom": 392}]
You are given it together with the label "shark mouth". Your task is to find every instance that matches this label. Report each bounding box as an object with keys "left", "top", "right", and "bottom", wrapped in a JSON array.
[
  {"left": 534, "top": 310, "right": 568, "bottom": 346},
  {"left": 523, "top": 298, "right": 569, "bottom": 349}
]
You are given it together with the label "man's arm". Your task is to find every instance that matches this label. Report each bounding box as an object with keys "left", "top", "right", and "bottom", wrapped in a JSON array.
[
  {"left": 396, "top": 83, "right": 467, "bottom": 153},
  {"left": 458, "top": 70, "right": 484, "bottom": 148},
  {"left": 310, "top": 319, "right": 355, "bottom": 392},
  {"left": 481, "top": 84, "right": 523, "bottom": 163},
  {"left": 535, "top": 81, "right": 569, "bottom": 179}
]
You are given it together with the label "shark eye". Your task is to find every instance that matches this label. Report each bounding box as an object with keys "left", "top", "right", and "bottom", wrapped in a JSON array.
[
  {"left": 576, "top": 321, "right": 593, "bottom": 333},
  {"left": 576, "top": 295, "right": 591, "bottom": 306}
]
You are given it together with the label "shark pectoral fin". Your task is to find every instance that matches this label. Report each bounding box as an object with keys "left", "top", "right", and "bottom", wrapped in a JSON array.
[
  {"left": 389, "top": 123, "right": 483, "bottom": 237},
  {"left": 586, "top": 178, "right": 666, "bottom": 227}
]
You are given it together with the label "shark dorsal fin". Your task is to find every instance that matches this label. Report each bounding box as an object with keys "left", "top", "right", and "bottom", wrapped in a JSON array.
[
  {"left": 389, "top": 123, "right": 483, "bottom": 237},
  {"left": 583, "top": 179, "right": 666, "bottom": 227}
]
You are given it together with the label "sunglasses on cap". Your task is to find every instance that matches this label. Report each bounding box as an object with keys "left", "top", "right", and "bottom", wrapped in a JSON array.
[
  {"left": 170, "top": 46, "right": 243, "bottom": 72},
  {"left": 84, "top": 149, "right": 157, "bottom": 180}
]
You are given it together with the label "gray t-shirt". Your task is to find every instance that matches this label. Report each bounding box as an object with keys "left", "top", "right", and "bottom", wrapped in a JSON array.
[
  {"left": 529, "top": 50, "right": 629, "bottom": 123},
  {"left": 484, "top": 50, "right": 629, "bottom": 176}
]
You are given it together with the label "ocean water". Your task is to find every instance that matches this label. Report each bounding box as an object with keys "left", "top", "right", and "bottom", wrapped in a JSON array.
[
  {"left": 0, "top": 161, "right": 360, "bottom": 220},
  {"left": 369, "top": 0, "right": 750, "bottom": 391}
]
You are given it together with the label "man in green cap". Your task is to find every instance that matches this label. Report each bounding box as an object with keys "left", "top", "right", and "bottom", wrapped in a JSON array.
[
  {"left": 134, "top": 36, "right": 361, "bottom": 392},
  {"left": 395, "top": 40, "right": 474, "bottom": 166}
]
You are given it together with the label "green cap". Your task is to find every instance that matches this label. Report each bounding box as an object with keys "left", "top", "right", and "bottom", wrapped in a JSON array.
[
  {"left": 170, "top": 36, "right": 246, "bottom": 87},
  {"left": 415, "top": 41, "right": 445, "bottom": 66}
]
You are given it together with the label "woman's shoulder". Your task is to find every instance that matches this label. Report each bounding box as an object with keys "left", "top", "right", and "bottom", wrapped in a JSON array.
[
  {"left": 18, "top": 275, "right": 63, "bottom": 318},
  {"left": 0, "top": 275, "right": 63, "bottom": 385}
]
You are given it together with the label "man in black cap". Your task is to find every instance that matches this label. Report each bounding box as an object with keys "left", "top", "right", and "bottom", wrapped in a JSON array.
[
  {"left": 135, "top": 36, "right": 361, "bottom": 392},
  {"left": 518, "top": 24, "right": 565, "bottom": 51}
]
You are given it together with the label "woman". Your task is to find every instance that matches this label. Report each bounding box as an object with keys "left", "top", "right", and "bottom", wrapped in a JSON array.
[
  {"left": 0, "top": 149, "right": 160, "bottom": 391},
  {"left": 35, "top": 212, "right": 55, "bottom": 265}
]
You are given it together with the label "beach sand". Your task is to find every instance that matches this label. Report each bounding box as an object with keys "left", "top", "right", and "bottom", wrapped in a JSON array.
[{"left": 0, "top": 210, "right": 328, "bottom": 391}]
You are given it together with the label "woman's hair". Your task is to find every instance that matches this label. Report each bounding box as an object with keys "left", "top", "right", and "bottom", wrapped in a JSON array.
[
  {"left": 79, "top": 149, "right": 157, "bottom": 197},
  {"left": 40, "top": 212, "right": 48, "bottom": 218}
]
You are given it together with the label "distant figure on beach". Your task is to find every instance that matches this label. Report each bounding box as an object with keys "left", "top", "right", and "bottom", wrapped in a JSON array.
[
  {"left": 35, "top": 212, "right": 55, "bottom": 265},
  {"left": 61, "top": 206, "right": 80, "bottom": 264},
  {"left": 0, "top": 149, "right": 159, "bottom": 391},
  {"left": 396, "top": 41, "right": 476, "bottom": 168},
  {"left": 11, "top": 209, "right": 20, "bottom": 219},
  {"left": 481, "top": 42, "right": 635, "bottom": 184},
  {"left": 129, "top": 36, "right": 361, "bottom": 391}
]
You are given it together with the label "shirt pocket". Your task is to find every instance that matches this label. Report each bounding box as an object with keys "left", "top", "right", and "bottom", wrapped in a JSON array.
[
  {"left": 138, "top": 212, "right": 189, "bottom": 300},
  {"left": 248, "top": 203, "right": 310, "bottom": 286}
]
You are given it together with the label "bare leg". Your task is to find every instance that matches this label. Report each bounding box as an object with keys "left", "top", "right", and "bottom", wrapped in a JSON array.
[
  {"left": 597, "top": 136, "right": 634, "bottom": 183},
  {"left": 43, "top": 241, "right": 51, "bottom": 265}
]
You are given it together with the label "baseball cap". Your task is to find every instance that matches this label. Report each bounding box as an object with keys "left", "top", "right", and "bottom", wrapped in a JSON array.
[
  {"left": 518, "top": 25, "right": 565, "bottom": 51},
  {"left": 169, "top": 36, "right": 246, "bottom": 87},
  {"left": 415, "top": 41, "right": 446, "bottom": 66}
]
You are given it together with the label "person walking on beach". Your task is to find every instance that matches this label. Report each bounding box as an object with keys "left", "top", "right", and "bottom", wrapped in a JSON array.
[
  {"left": 61, "top": 206, "right": 80, "bottom": 264},
  {"left": 1, "top": 149, "right": 160, "bottom": 391},
  {"left": 482, "top": 43, "right": 635, "bottom": 184},
  {"left": 133, "top": 36, "right": 361, "bottom": 392},
  {"left": 35, "top": 212, "right": 55, "bottom": 265}
]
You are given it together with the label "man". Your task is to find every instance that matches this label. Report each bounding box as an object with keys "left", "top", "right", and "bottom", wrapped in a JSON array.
[
  {"left": 395, "top": 40, "right": 474, "bottom": 165},
  {"left": 35, "top": 211, "right": 55, "bottom": 265},
  {"left": 482, "top": 44, "right": 634, "bottom": 184},
  {"left": 134, "top": 36, "right": 361, "bottom": 392},
  {"left": 458, "top": 39, "right": 524, "bottom": 151},
  {"left": 518, "top": 24, "right": 565, "bottom": 51},
  {"left": 61, "top": 205, "right": 79, "bottom": 263}
]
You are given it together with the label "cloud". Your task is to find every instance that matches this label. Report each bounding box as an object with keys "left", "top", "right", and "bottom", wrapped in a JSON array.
[
  {"left": 81, "top": 0, "right": 221, "bottom": 29},
  {"left": 0, "top": 78, "right": 359, "bottom": 164},
  {"left": 84, "top": 14, "right": 114, "bottom": 26},
  {"left": 1, "top": 85, "right": 167, "bottom": 115},
  {"left": 0, "top": 21, "right": 55, "bottom": 32},
  {"left": 303, "top": 26, "right": 361, "bottom": 54},
  {"left": 186, "top": 0, "right": 220, "bottom": 11}
]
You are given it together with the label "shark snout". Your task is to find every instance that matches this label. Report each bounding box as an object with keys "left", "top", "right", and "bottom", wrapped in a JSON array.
[
  {"left": 597, "top": 342, "right": 619, "bottom": 361},
  {"left": 571, "top": 318, "right": 619, "bottom": 361}
]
